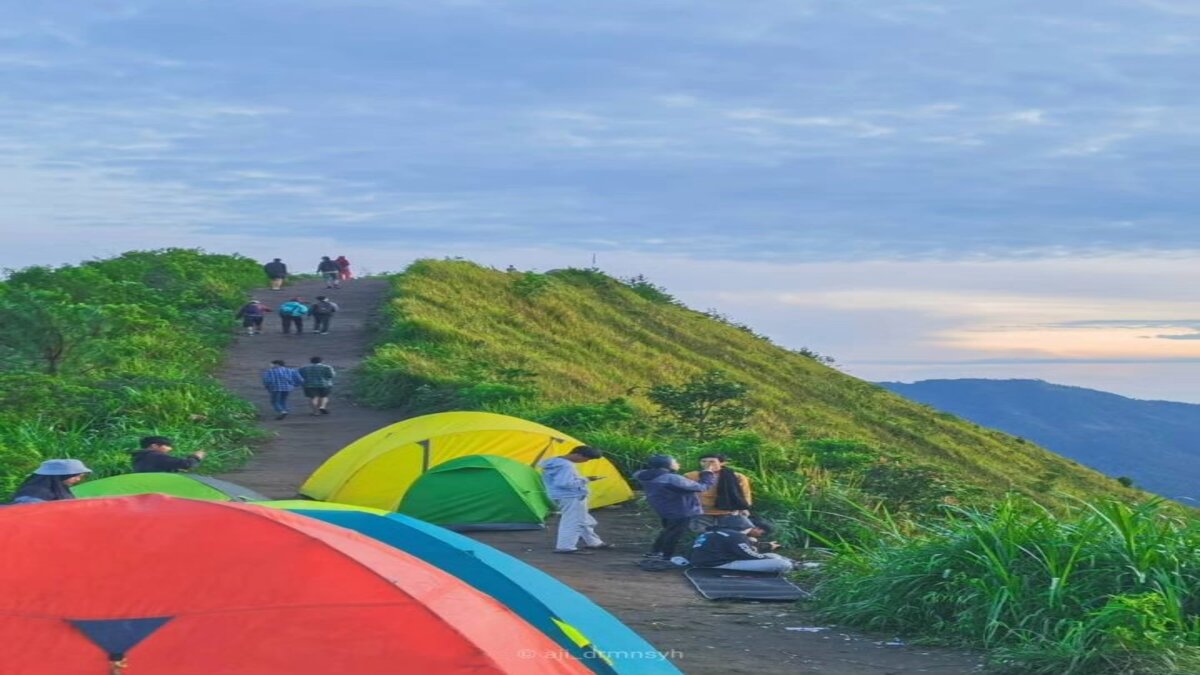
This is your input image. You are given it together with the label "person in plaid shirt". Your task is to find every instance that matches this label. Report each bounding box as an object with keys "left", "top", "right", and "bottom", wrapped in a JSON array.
[{"left": 261, "top": 359, "right": 305, "bottom": 420}]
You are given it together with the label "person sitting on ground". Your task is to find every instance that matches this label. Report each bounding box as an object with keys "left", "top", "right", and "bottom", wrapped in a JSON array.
[
  {"left": 335, "top": 255, "right": 352, "bottom": 281},
  {"left": 540, "top": 446, "right": 611, "bottom": 554},
  {"left": 317, "top": 256, "right": 341, "bottom": 289},
  {"left": 634, "top": 455, "right": 718, "bottom": 560},
  {"left": 298, "top": 356, "right": 336, "bottom": 415},
  {"left": 684, "top": 453, "right": 753, "bottom": 531},
  {"left": 10, "top": 459, "right": 92, "bottom": 504},
  {"left": 278, "top": 297, "right": 309, "bottom": 334},
  {"left": 263, "top": 258, "right": 288, "bottom": 291},
  {"left": 309, "top": 295, "right": 339, "bottom": 335},
  {"left": 131, "top": 436, "right": 206, "bottom": 473},
  {"left": 234, "top": 299, "right": 271, "bottom": 336},
  {"left": 689, "top": 515, "right": 794, "bottom": 574}
]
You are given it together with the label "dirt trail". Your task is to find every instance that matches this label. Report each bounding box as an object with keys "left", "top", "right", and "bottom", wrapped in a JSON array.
[
  {"left": 216, "top": 278, "right": 400, "bottom": 497},
  {"left": 216, "top": 277, "right": 982, "bottom": 675}
]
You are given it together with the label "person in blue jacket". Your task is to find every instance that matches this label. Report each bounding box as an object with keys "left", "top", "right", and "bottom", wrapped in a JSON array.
[{"left": 634, "top": 454, "right": 717, "bottom": 560}]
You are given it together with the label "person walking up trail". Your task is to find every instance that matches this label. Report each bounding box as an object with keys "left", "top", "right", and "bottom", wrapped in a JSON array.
[
  {"left": 309, "top": 295, "right": 339, "bottom": 334},
  {"left": 540, "top": 446, "right": 612, "bottom": 554},
  {"left": 263, "top": 258, "right": 288, "bottom": 291},
  {"left": 298, "top": 356, "right": 336, "bottom": 415},
  {"left": 262, "top": 359, "right": 305, "bottom": 420},
  {"left": 318, "top": 256, "right": 341, "bottom": 289},
  {"left": 9, "top": 459, "right": 92, "bottom": 504},
  {"left": 335, "top": 255, "right": 352, "bottom": 282},
  {"left": 635, "top": 455, "right": 717, "bottom": 561},
  {"left": 234, "top": 300, "right": 271, "bottom": 335},
  {"left": 278, "top": 297, "right": 309, "bottom": 334},
  {"left": 132, "top": 436, "right": 206, "bottom": 473}
]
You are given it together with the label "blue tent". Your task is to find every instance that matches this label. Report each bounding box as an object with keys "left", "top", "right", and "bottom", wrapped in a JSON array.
[{"left": 287, "top": 508, "right": 681, "bottom": 675}]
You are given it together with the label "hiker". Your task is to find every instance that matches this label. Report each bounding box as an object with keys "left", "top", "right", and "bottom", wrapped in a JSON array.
[
  {"left": 684, "top": 453, "right": 753, "bottom": 531},
  {"left": 278, "top": 297, "right": 309, "bottom": 334},
  {"left": 131, "top": 436, "right": 206, "bottom": 473},
  {"left": 317, "top": 256, "right": 341, "bottom": 289},
  {"left": 298, "top": 356, "right": 336, "bottom": 415},
  {"left": 309, "top": 295, "right": 339, "bottom": 334},
  {"left": 234, "top": 300, "right": 271, "bottom": 335},
  {"left": 9, "top": 459, "right": 92, "bottom": 504},
  {"left": 540, "top": 446, "right": 611, "bottom": 554},
  {"left": 264, "top": 258, "right": 288, "bottom": 291},
  {"left": 634, "top": 455, "right": 718, "bottom": 560},
  {"left": 335, "top": 255, "right": 352, "bottom": 281},
  {"left": 689, "top": 515, "right": 795, "bottom": 573},
  {"left": 262, "top": 359, "right": 305, "bottom": 420}
]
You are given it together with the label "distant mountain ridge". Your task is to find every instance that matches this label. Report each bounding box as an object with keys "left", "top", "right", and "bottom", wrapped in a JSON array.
[{"left": 879, "top": 379, "right": 1200, "bottom": 502}]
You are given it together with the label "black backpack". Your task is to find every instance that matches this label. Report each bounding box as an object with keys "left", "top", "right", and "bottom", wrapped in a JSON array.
[{"left": 313, "top": 300, "right": 337, "bottom": 315}]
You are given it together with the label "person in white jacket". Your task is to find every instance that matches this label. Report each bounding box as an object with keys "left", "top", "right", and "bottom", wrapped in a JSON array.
[{"left": 540, "top": 445, "right": 610, "bottom": 553}]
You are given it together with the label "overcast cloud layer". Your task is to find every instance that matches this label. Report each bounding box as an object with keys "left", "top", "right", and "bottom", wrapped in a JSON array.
[{"left": 2, "top": 1, "right": 1198, "bottom": 400}]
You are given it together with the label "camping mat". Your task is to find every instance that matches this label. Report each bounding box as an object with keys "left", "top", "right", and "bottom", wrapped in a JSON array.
[{"left": 684, "top": 568, "right": 810, "bottom": 602}]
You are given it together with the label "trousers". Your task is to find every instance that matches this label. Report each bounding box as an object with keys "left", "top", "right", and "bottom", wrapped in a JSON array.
[{"left": 553, "top": 496, "right": 602, "bottom": 551}]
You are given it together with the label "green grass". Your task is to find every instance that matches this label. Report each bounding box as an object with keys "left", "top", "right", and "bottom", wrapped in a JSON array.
[
  {"left": 0, "top": 249, "right": 265, "bottom": 497},
  {"left": 351, "top": 259, "right": 1196, "bottom": 672},
  {"left": 815, "top": 496, "right": 1200, "bottom": 674},
  {"left": 357, "top": 260, "right": 1138, "bottom": 510}
]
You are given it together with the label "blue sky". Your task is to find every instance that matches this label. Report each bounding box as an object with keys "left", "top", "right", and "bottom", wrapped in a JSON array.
[{"left": 2, "top": 1, "right": 1199, "bottom": 400}]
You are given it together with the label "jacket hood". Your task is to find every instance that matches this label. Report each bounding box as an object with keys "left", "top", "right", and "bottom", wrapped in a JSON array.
[{"left": 634, "top": 468, "right": 671, "bottom": 482}]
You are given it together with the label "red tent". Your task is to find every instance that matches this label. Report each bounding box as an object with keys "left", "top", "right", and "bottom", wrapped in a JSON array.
[{"left": 0, "top": 495, "right": 587, "bottom": 674}]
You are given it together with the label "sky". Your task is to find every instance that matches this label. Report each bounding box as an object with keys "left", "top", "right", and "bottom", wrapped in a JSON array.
[{"left": 1, "top": 1, "right": 1199, "bottom": 401}]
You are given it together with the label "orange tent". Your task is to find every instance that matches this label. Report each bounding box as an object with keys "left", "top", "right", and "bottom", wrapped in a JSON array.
[{"left": 0, "top": 495, "right": 587, "bottom": 675}]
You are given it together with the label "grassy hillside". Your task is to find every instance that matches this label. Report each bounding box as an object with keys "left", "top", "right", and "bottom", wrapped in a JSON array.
[
  {"left": 358, "top": 260, "right": 1135, "bottom": 508},
  {"left": 0, "top": 249, "right": 264, "bottom": 497}
]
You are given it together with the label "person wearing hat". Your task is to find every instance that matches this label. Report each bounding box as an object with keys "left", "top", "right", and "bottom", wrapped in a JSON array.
[
  {"left": 688, "top": 515, "right": 795, "bottom": 573},
  {"left": 131, "top": 436, "right": 206, "bottom": 473},
  {"left": 634, "top": 455, "right": 718, "bottom": 560},
  {"left": 234, "top": 299, "right": 271, "bottom": 335},
  {"left": 540, "top": 445, "right": 610, "bottom": 554},
  {"left": 684, "top": 452, "right": 753, "bottom": 532},
  {"left": 9, "top": 459, "right": 92, "bottom": 504}
]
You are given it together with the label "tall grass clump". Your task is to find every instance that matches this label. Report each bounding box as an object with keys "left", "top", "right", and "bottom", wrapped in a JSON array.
[
  {"left": 815, "top": 496, "right": 1200, "bottom": 674},
  {"left": 0, "top": 249, "right": 264, "bottom": 498}
]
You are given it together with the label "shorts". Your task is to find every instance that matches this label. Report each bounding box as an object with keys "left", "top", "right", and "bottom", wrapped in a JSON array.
[
  {"left": 242, "top": 316, "right": 264, "bottom": 328},
  {"left": 303, "top": 387, "right": 332, "bottom": 398}
]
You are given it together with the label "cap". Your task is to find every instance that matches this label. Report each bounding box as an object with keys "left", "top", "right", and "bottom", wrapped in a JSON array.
[
  {"left": 646, "top": 454, "right": 675, "bottom": 469},
  {"left": 715, "top": 515, "right": 755, "bottom": 531},
  {"left": 34, "top": 459, "right": 92, "bottom": 476}
]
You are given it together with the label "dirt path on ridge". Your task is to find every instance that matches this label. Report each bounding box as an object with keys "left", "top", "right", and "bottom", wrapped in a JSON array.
[
  {"left": 215, "top": 278, "right": 401, "bottom": 496},
  {"left": 215, "top": 277, "right": 983, "bottom": 675}
]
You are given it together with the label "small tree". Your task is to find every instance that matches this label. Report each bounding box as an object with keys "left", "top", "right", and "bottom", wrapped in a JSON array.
[
  {"left": 0, "top": 288, "right": 117, "bottom": 375},
  {"left": 648, "top": 370, "right": 753, "bottom": 441}
]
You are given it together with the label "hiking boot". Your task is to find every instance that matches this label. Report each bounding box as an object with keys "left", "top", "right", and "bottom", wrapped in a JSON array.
[
  {"left": 319, "top": 408, "right": 330, "bottom": 415},
  {"left": 275, "top": 412, "right": 288, "bottom": 420},
  {"left": 553, "top": 549, "right": 593, "bottom": 555},
  {"left": 584, "top": 543, "right": 615, "bottom": 550}
]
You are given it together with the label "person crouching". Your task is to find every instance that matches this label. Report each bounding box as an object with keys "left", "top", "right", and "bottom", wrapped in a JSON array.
[{"left": 689, "top": 515, "right": 795, "bottom": 573}]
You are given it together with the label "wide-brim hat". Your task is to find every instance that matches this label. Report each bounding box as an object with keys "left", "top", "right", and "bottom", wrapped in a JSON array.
[{"left": 34, "top": 459, "right": 92, "bottom": 476}]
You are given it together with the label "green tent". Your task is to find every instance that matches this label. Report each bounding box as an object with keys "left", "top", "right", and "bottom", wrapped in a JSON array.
[
  {"left": 73, "top": 473, "right": 268, "bottom": 502},
  {"left": 398, "top": 454, "right": 553, "bottom": 531}
]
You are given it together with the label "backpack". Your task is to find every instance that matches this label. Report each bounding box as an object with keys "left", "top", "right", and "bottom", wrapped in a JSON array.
[
  {"left": 281, "top": 302, "right": 308, "bottom": 317},
  {"left": 312, "top": 300, "right": 337, "bottom": 316}
]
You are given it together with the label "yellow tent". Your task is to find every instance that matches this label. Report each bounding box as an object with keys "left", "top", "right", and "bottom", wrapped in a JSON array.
[{"left": 300, "top": 411, "right": 633, "bottom": 510}]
